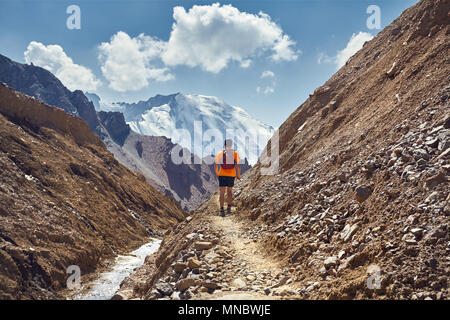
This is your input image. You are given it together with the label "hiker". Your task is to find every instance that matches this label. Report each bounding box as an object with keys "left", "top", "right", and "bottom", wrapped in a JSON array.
[{"left": 215, "top": 139, "right": 241, "bottom": 217}]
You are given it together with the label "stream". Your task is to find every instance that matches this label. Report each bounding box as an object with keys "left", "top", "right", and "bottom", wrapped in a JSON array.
[{"left": 72, "top": 239, "right": 161, "bottom": 300}]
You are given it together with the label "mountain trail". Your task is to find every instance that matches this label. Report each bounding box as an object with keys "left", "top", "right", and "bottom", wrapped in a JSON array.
[{"left": 192, "top": 195, "right": 292, "bottom": 300}]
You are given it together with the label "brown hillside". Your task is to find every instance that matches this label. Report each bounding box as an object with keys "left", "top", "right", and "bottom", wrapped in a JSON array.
[
  {"left": 117, "top": 0, "right": 449, "bottom": 300},
  {"left": 0, "top": 83, "right": 186, "bottom": 299}
]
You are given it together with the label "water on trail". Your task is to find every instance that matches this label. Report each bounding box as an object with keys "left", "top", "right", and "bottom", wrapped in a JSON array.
[{"left": 72, "top": 239, "right": 161, "bottom": 300}]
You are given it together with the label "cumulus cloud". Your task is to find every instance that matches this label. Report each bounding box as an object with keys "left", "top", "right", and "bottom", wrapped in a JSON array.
[
  {"left": 98, "top": 31, "right": 174, "bottom": 92},
  {"left": 24, "top": 41, "right": 101, "bottom": 91},
  {"left": 318, "top": 32, "right": 373, "bottom": 69},
  {"left": 261, "top": 70, "right": 275, "bottom": 79},
  {"left": 335, "top": 32, "right": 373, "bottom": 68},
  {"left": 161, "top": 3, "right": 299, "bottom": 73}
]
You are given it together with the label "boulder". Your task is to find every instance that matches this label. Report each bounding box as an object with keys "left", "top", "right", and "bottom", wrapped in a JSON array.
[
  {"left": 355, "top": 185, "right": 371, "bottom": 202},
  {"left": 194, "top": 241, "right": 214, "bottom": 251},
  {"left": 187, "top": 257, "right": 201, "bottom": 269},
  {"left": 176, "top": 278, "right": 197, "bottom": 292},
  {"left": 340, "top": 223, "right": 359, "bottom": 242},
  {"left": 155, "top": 282, "right": 173, "bottom": 296},
  {"left": 324, "top": 256, "right": 339, "bottom": 268},
  {"left": 231, "top": 278, "right": 246, "bottom": 289},
  {"left": 174, "top": 262, "right": 187, "bottom": 273}
]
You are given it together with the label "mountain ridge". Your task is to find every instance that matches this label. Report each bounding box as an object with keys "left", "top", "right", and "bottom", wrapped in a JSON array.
[{"left": 87, "top": 91, "right": 274, "bottom": 165}]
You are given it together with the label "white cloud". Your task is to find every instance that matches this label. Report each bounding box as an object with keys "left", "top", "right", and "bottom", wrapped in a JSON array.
[
  {"left": 161, "top": 3, "right": 299, "bottom": 73},
  {"left": 261, "top": 70, "right": 275, "bottom": 79},
  {"left": 317, "top": 52, "right": 332, "bottom": 65},
  {"left": 263, "top": 85, "right": 275, "bottom": 95},
  {"left": 98, "top": 31, "right": 174, "bottom": 92},
  {"left": 240, "top": 59, "right": 252, "bottom": 68},
  {"left": 24, "top": 41, "right": 101, "bottom": 91},
  {"left": 335, "top": 32, "right": 373, "bottom": 68},
  {"left": 318, "top": 32, "right": 373, "bottom": 69}
]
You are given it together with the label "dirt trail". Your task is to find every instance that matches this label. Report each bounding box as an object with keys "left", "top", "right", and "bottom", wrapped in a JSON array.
[{"left": 194, "top": 195, "right": 290, "bottom": 300}]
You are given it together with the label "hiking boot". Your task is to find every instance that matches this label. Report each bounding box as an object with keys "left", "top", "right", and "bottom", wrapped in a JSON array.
[
  {"left": 227, "top": 206, "right": 231, "bottom": 214},
  {"left": 220, "top": 208, "right": 225, "bottom": 217}
]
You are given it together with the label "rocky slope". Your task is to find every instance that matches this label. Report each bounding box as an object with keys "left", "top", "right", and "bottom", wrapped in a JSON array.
[
  {"left": 115, "top": 0, "right": 449, "bottom": 300},
  {"left": 0, "top": 55, "right": 220, "bottom": 211},
  {"left": 0, "top": 83, "right": 186, "bottom": 299}
]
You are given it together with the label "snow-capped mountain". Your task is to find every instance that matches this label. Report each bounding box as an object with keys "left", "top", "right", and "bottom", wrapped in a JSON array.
[
  {"left": 84, "top": 92, "right": 124, "bottom": 113},
  {"left": 110, "top": 93, "right": 275, "bottom": 165}
]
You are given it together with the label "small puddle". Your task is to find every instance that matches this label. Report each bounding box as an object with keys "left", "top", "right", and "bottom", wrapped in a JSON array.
[{"left": 72, "top": 239, "right": 161, "bottom": 300}]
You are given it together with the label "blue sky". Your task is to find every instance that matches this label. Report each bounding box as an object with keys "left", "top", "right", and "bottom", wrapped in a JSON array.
[{"left": 0, "top": 0, "right": 417, "bottom": 128}]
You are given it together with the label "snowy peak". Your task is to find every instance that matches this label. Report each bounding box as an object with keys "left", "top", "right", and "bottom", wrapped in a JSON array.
[{"left": 117, "top": 93, "right": 275, "bottom": 165}]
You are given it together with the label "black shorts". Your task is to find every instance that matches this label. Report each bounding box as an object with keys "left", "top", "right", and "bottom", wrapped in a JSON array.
[{"left": 218, "top": 176, "right": 235, "bottom": 187}]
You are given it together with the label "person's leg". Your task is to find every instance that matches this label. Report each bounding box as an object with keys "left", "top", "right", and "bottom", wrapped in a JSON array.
[
  {"left": 226, "top": 186, "right": 233, "bottom": 207},
  {"left": 219, "top": 187, "right": 225, "bottom": 209}
]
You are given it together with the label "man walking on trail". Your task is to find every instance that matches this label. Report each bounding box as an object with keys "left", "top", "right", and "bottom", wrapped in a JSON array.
[{"left": 215, "top": 139, "right": 241, "bottom": 217}]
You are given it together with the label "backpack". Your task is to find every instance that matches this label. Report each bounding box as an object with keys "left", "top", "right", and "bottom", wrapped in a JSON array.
[{"left": 221, "top": 149, "right": 235, "bottom": 169}]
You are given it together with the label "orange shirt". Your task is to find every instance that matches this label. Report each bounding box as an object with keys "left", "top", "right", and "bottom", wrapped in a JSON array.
[{"left": 215, "top": 149, "right": 240, "bottom": 177}]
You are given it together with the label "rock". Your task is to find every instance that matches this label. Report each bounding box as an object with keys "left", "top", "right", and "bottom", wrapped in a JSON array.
[
  {"left": 186, "top": 216, "right": 193, "bottom": 222},
  {"left": 147, "top": 289, "right": 162, "bottom": 300},
  {"left": 341, "top": 223, "right": 359, "bottom": 242},
  {"left": 386, "top": 62, "right": 398, "bottom": 77},
  {"left": 406, "top": 215, "right": 418, "bottom": 225},
  {"left": 355, "top": 185, "right": 371, "bottom": 202},
  {"left": 272, "top": 276, "right": 290, "bottom": 288},
  {"left": 436, "top": 148, "right": 450, "bottom": 160},
  {"left": 187, "top": 257, "right": 201, "bottom": 269},
  {"left": 176, "top": 278, "right": 197, "bottom": 292},
  {"left": 194, "top": 241, "right": 214, "bottom": 251},
  {"left": 324, "top": 256, "right": 339, "bottom": 268},
  {"left": 231, "top": 278, "right": 246, "bottom": 289},
  {"left": 444, "top": 116, "right": 450, "bottom": 129},
  {"left": 410, "top": 228, "right": 424, "bottom": 238},
  {"left": 185, "top": 233, "right": 198, "bottom": 240},
  {"left": 203, "top": 281, "right": 219, "bottom": 290},
  {"left": 424, "top": 171, "right": 447, "bottom": 190},
  {"left": 402, "top": 233, "right": 417, "bottom": 244},
  {"left": 170, "top": 291, "right": 181, "bottom": 300},
  {"left": 438, "top": 139, "right": 450, "bottom": 151},
  {"left": 110, "top": 289, "right": 134, "bottom": 300},
  {"left": 155, "top": 282, "right": 173, "bottom": 296},
  {"left": 328, "top": 100, "right": 338, "bottom": 112},
  {"left": 174, "top": 262, "right": 187, "bottom": 273},
  {"left": 425, "top": 138, "right": 439, "bottom": 148}
]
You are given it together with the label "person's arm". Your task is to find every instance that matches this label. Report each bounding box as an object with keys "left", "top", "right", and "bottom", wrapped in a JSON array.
[
  {"left": 235, "top": 151, "right": 241, "bottom": 179},
  {"left": 215, "top": 163, "right": 219, "bottom": 177},
  {"left": 236, "top": 163, "right": 241, "bottom": 179}
]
